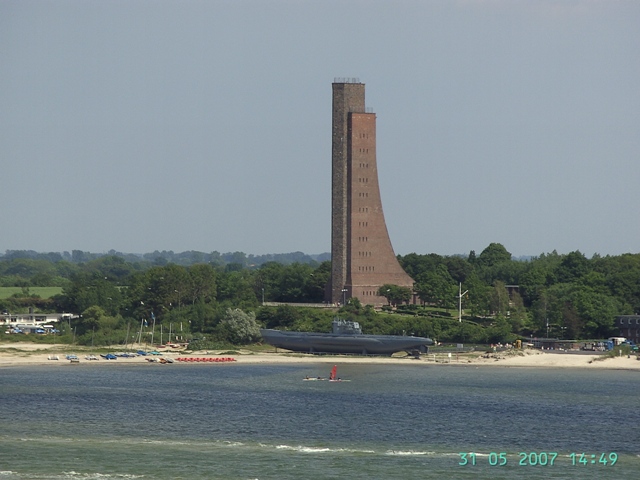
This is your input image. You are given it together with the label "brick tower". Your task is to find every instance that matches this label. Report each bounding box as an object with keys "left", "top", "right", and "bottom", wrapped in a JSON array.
[{"left": 328, "top": 79, "right": 414, "bottom": 306}]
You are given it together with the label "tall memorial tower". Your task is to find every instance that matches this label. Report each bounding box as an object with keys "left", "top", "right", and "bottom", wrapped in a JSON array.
[{"left": 328, "top": 79, "right": 414, "bottom": 306}]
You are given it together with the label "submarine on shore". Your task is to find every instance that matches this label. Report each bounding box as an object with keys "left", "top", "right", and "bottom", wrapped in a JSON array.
[{"left": 260, "top": 318, "right": 434, "bottom": 356}]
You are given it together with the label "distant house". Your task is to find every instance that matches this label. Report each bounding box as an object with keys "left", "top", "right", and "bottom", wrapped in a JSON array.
[
  {"left": 616, "top": 315, "right": 640, "bottom": 344},
  {"left": 1, "top": 312, "right": 77, "bottom": 333}
]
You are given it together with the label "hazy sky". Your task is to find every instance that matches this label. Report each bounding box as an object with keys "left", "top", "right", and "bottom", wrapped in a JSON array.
[{"left": 2, "top": 0, "right": 638, "bottom": 258}]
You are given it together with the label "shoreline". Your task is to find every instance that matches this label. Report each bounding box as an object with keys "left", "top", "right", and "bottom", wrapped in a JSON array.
[{"left": 1, "top": 342, "right": 640, "bottom": 370}]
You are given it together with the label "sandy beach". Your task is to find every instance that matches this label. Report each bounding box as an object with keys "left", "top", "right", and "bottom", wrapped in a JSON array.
[{"left": 1, "top": 342, "right": 640, "bottom": 369}]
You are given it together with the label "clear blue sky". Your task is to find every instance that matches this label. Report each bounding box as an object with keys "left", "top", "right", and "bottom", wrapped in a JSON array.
[{"left": 1, "top": 0, "right": 638, "bottom": 258}]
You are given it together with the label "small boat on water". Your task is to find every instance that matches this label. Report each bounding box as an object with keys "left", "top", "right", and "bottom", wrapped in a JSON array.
[
  {"left": 328, "top": 364, "right": 349, "bottom": 382},
  {"left": 303, "top": 365, "right": 349, "bottom": 382}
]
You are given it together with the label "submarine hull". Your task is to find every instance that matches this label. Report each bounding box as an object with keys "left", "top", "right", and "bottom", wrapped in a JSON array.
[{"left": 260, "top": 329, "right": 433, "bottom": 355}]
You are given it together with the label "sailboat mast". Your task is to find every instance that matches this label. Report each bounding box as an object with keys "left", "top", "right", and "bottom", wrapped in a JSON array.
[
  {"left": 124, "top": 321, "right": 131, "bottom": 350},
  {"left": 138, "top": 318, "right": 144, "bottom": 348}
]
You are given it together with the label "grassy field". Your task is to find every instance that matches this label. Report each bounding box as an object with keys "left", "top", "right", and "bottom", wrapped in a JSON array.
[{"left": 0, "top": 287, "right": 63, "bottom": 299}]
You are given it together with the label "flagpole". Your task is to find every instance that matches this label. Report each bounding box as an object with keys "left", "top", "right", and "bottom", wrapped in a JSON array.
[{"left": 458, "top": 282, "right": 468, "bottom": 323}]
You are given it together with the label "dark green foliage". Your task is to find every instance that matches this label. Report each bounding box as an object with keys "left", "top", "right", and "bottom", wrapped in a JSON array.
[
  {"left": 415, "top": 264, "right": 456, "bottom": 308},
  {"left": 401, "top": 246, "right": 639, "bottom": 341},
  {"left": 556, "top": 251, "right": 590, "bottom": 283},
  {"left": 377, "top": 284, "right": 412, "bottom": 306},
  {"left": 2, "top": 245, "right": 640, "bottom": 345},
  {"left": 255, "top": 261, "right": 328, "bottom": 303},
  {"left": 477, "top": 243, "right": 512, "bottom": 267},
  {"left": 60, "top": 273, "right": 124, "bottom": 316}
]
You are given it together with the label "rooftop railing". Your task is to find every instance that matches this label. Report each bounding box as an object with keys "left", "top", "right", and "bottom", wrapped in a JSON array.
[{"left": 334, "top": 77, "right": 361, "bottom": 84}]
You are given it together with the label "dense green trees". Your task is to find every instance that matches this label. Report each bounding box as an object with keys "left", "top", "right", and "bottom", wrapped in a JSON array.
[
  {"left": 255, "top": 261, "right": 329, "bottom": 303},
  {"left": 400, "top": 247, "right": 638, "bottom": 340},
  {"left": 2, "top": 245, "right": 639, "bottom": 346},
  {"left": 56, "top": 273, "right": 124, "bottom": 316},
  {"left": 414, "top": 265, "right": 456, "bottom": 308},
  {"left": 378, "top": 284, "right": 412, "bottom": 306}
]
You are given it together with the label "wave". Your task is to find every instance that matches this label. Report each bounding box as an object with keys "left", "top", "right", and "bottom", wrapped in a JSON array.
[
  {"left": 10, "top": 434, "right": 455, "bottom": 459},
  {"left": 385, "top": 450, "right": 436, "bottom": 456},
  {"left": 271, "top": 444, "right": 375, "bottom": 454},
  {"left": 9, "top": 435, "right": 245, "bottom": 450},
  {"left": 61, "top": 474, "right": 144, "bottom": 479},
  {"left": 0, "top": 473, "right": 144, "bottom": 480}
]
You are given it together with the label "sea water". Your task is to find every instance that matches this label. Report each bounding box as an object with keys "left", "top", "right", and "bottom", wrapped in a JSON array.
[{"left": 0, "top": 362, "right": 638, "bottom": 479}]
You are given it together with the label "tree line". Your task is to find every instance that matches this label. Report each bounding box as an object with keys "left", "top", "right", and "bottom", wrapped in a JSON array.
[
  {"left": 400, "top": 244, "right": 638, "bottom": 340},
  {"left": 1, "top": 244, "right": 638, "bottom": 346}
]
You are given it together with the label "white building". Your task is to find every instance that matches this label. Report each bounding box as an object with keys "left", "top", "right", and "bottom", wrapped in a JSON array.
[{"left": 1, "top": 312, "right": 77, "bottom": 333}]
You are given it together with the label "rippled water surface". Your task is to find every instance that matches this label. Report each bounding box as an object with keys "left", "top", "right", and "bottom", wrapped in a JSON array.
[{"left": 1, "top": 363, "right": 638, "bottom": 479}]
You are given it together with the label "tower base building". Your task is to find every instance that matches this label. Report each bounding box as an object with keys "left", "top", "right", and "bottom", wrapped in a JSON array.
[{"left": 327, "top": 79, "right": 414, "bottom": 307}]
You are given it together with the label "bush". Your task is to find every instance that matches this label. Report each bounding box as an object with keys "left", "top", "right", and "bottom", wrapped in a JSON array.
[{"left": 187, "top": 337, "right": 236, "bottom": 351}]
